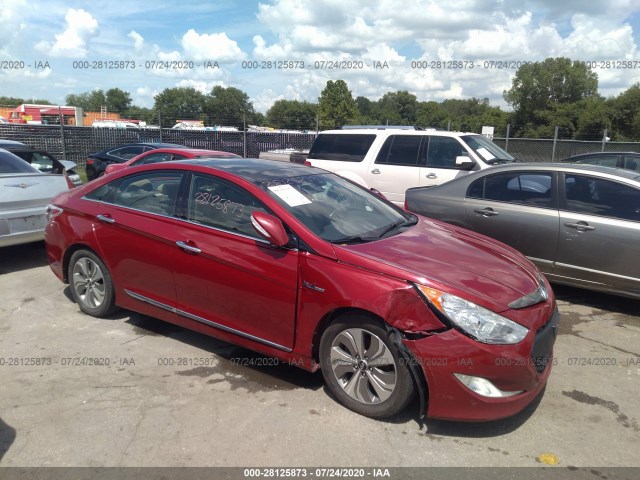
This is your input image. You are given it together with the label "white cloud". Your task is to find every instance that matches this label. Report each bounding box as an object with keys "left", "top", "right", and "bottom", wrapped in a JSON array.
[
  {"left": 177, "top": 79, "right": 225, "bottom": 94},
  {"left": 128, "top": 30, "right": 144, "bottom": 51},
  {"left": 181, "top": 29, "right": 246, "bottom": 62},
  {"left": 35, "top": 8, "right": 99, "bottom": 58}
]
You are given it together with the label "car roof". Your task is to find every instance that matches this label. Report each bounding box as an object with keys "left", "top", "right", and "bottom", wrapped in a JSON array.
[
  {"left": 564, "top": 151, "right": 640, "bottom": 159},
  {"left": 177, "top": 157, "right": 324, "bottom": 182},
  {"left": 318, "top": 128, "right": 477, "bottom": 136},
  {"left": 140, "top": 147, "right": 238, "bottom": 156},
  {"left": 472, "top": 162, "right": 640, "bottom": 181},
  {"left": 0, "top": 139, "right": 28, "bottom": 147},
  {"left": 91, "top": 143, "right": 185, "bottom": 155}
]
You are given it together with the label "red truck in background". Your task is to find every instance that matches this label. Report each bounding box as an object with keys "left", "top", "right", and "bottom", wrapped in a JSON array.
[{"left": 8, "top": 104, "right": 79, "bottom": 125}]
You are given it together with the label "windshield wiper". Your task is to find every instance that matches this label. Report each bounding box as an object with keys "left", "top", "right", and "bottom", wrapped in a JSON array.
[
  {"left": 377, "top": 217, "right": 417, "bottom": 239},
  {"left": 487, "top": 158, "right": 515, "bottom": 165},
  {"left": 331, "top": 235, "right": 377, "bottom": 245}
]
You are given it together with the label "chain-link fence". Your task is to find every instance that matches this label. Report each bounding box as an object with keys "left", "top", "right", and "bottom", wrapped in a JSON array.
[
  {"left": 0, "top": 124, "right": 317, "bottom": 166},
  {"left": 2, "top": 124, "right": 640, "bottom": 166},
  {"left": 494, "top": 138, "right": 640, "bottom": 162}
]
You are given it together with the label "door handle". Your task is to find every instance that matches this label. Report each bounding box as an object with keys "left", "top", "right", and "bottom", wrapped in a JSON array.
[
  {"left": 473, "top": 208, "right": 499, "bottom": 217},
  {"left": 176, "top": 241, "right": 202, "bottom": 254},
  {"left": 426, "top": 173, "right": 437, "bottom": 179},
  {"left": 371, "top": 168, "right": 381, "bottom": 174},
  {"left": 564, "top": 222, "right": 595, "bottom": 231},
  {"left": 96, "top": 214, "right": 115, "bottom": 224}
]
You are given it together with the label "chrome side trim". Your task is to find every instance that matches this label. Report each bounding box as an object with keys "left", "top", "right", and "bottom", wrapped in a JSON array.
[
  {"left": 124, "top": 289, "right": 292, "bottom": 352},
  {"left": 125, "top": 289, "right": 177, "bottom": 313}
]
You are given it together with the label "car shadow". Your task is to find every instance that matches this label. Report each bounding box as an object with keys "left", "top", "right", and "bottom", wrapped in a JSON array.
[
  {"left": 552, "top": 284, "right": 639, "bottom": 317},
  {"left": 0, "top": 241, "right": 48, "bottom": 275},
  {"left": 321, "top": 383, "right": 546, "bottom": 432},
  {"left": 122, "top": 311, "right": 325, "bottom": 392},
  {"left": 0, "top": 417, "right": 17, "bottom": 463}
]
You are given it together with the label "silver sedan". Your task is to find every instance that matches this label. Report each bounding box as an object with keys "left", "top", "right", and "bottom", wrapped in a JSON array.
[
  {"left": 405, "top": 163, "right": 640, "bottom": 299},
  {"left": 0, "top": 148, "right": 70, "bottom": 247}
]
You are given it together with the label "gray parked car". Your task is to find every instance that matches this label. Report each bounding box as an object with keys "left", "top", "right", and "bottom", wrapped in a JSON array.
[
  {"left": 405, "top": 163, "right": 640, "bottom": 299},
  {"left": 0, "top": 149, "right": 71, "bottom": 247}
]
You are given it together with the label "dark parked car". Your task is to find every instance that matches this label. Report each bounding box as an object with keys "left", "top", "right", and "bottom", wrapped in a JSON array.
[
  {"left": 104, "top": 147, "right": 240, "bottom": 175},
  {"left": 405, "top": 163, "right": 640, "bottom": 299},
  {"left": 561, "top": 151, "right": 640, "bottom": 172},
  {"left": 45, "top": 158, "right": 557, "bottom": 421},
  {"left": 85, "top": 143, "right": 185, "bottom": 180},
  {"left": 0, "top": 140, "right": 81, "bottom": 186}
]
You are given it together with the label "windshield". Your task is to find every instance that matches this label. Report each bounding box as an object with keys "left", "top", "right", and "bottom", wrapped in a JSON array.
[
  {"left": 257, "top": 173, "right": 416, "bottom": 243},
  {"left": 461, "top": 135, "right": 514, "bottom": 164}
]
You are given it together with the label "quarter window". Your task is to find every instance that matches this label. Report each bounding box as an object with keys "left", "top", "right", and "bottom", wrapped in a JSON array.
[
  {"left": 188, "top": 174, "right": 268, "bottom": 238},
  {"left": 564, "top": 174, "right": 640, "bottom": 221},
  {"left": 307, "top": 134, "right": 375, "bottom": 162},
  {"left": 375, "top": 135, "right": 421, "bottom": 166}
]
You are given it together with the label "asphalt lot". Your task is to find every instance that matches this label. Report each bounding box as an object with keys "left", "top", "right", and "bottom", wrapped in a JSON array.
[{"left": 0, "top": 241, "right": 638, "bottom": 470}]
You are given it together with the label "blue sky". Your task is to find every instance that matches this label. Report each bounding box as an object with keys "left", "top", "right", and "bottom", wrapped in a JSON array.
[{"left": 2, "top": 0, "right": 640, "bottom": 114}]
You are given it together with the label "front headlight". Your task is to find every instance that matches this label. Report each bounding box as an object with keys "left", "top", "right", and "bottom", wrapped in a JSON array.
[{"left": 417, "top": 285, "right": 528, "bottom": 344}]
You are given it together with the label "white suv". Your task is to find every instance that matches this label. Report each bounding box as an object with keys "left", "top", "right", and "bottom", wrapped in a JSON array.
[{"left": 305, "top": 127, "right": 514, "bottom": 205}]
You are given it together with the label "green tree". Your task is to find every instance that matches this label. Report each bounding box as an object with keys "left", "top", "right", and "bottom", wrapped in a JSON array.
[
  {"left": 416, "top": 101, "right": 448, "bottom": 128},
  {"left": 66, "top": 90, "right": 107, "bottom": 111},
  {"left": 355, "top": 96, "right": 381, "bottom": 124},
  {"left": 317, "top": 80, "right": 360, "bottom": 129},
  {"left": 0, "top": 96, "right": 53, "bottom": 106},
  {"left": 503, "top": 57, "right": 599, "bottom": 135},
  {"left": 153, "top": 87, "right": 206, "bottom": 127},
  {"left": 205, "top": 86, "right": 257, "bottom": 128},
  {"left": 266, "top": 100, "right": 317, "bottom": 130},
  {"left": 377, "top": 90, "right": 417, "bottom": 125},
  {"left": 610, "top": 83, "right": 640, "bottom": 140},
  {"left": 105, "top": 88, "right": 132, "bottom": 113}
]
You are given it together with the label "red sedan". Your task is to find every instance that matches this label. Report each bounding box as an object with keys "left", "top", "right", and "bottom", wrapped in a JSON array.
[
  {"left": 44, "top": 158, "right": 557, "bottom": 421},
  {"left": 104, "top": 147, "right": 240, "bottom": 175}
]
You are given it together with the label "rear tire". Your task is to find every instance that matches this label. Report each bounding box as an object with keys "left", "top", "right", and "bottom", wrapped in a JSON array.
[
  {"left": 68, "top": 249, "right": 117, "bottom": 317},
  {"left": 319, "top": 314, "right": 415, "bottom": 418}
]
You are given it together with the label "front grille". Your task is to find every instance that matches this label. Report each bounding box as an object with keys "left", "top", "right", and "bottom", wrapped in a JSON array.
[{"left": 530, "top": 307, "right": 560, "bottom": 374}]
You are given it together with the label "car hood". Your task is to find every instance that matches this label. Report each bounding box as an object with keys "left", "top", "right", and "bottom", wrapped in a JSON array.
[{"left": 335, "top": 216, "right": 543, "bottom": 314}]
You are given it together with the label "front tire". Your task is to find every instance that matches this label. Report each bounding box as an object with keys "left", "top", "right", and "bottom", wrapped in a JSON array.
[
  {"left": 68, "top": 249, "right": 117, "bottom": 317},
  {"left": 319, "top": 315, "right": 415, "bottom": 418}
]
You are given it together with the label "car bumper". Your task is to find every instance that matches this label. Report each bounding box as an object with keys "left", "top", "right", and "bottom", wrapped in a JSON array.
[
  {"left": 0, "top": 208, "right": 47, "bottom": 247},
  {"left": 404, "top": 309, "right": 558, "bottom": 421}
]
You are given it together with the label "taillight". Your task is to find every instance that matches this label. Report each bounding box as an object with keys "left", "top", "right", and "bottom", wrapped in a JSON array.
[
  {"left": 64, "top": 175, "right": 74, "bottom": 189},
  {"left": 86, "top": 158, "right": 94, "bottom": 165},
  {"left": 404, "top": 200, "right": 408, "bottom": 210},
  {"left": 45, "top": 204, "right": 63, "bottom": 223},
  {"left": 304, "top": 160, "right": 312, "bottom": 166}
]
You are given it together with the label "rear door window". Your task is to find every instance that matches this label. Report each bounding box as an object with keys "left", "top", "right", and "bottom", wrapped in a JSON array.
[
  {"left": 468, "top": 172, "right": 554, "bottom": 208},
  {"left": 375, "top": 135, "right": 422, "bottom": 166},
  {"left": 112, "top": 171, "right": 184, "bottom": 216}
]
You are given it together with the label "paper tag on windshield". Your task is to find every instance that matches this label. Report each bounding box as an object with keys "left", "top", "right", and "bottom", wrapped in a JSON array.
[
  {"left": 476, "top": 147, "right": 496, "bottom": 161},
  {"left": 268, "top": 184, "right": 312, "bottom": 207}
]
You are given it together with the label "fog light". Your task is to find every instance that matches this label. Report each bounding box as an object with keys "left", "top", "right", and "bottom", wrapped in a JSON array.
[{"left": 454, "top": 373, "right": 524, "bottom": 398}]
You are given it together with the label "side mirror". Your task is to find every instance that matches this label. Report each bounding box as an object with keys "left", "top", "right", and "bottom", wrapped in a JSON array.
[
  {"left": 250, "top": 211, "right": 289, "bottom": 247},
  {"left": 455, "top": 156, "right": 476, "bottom": 171}
]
